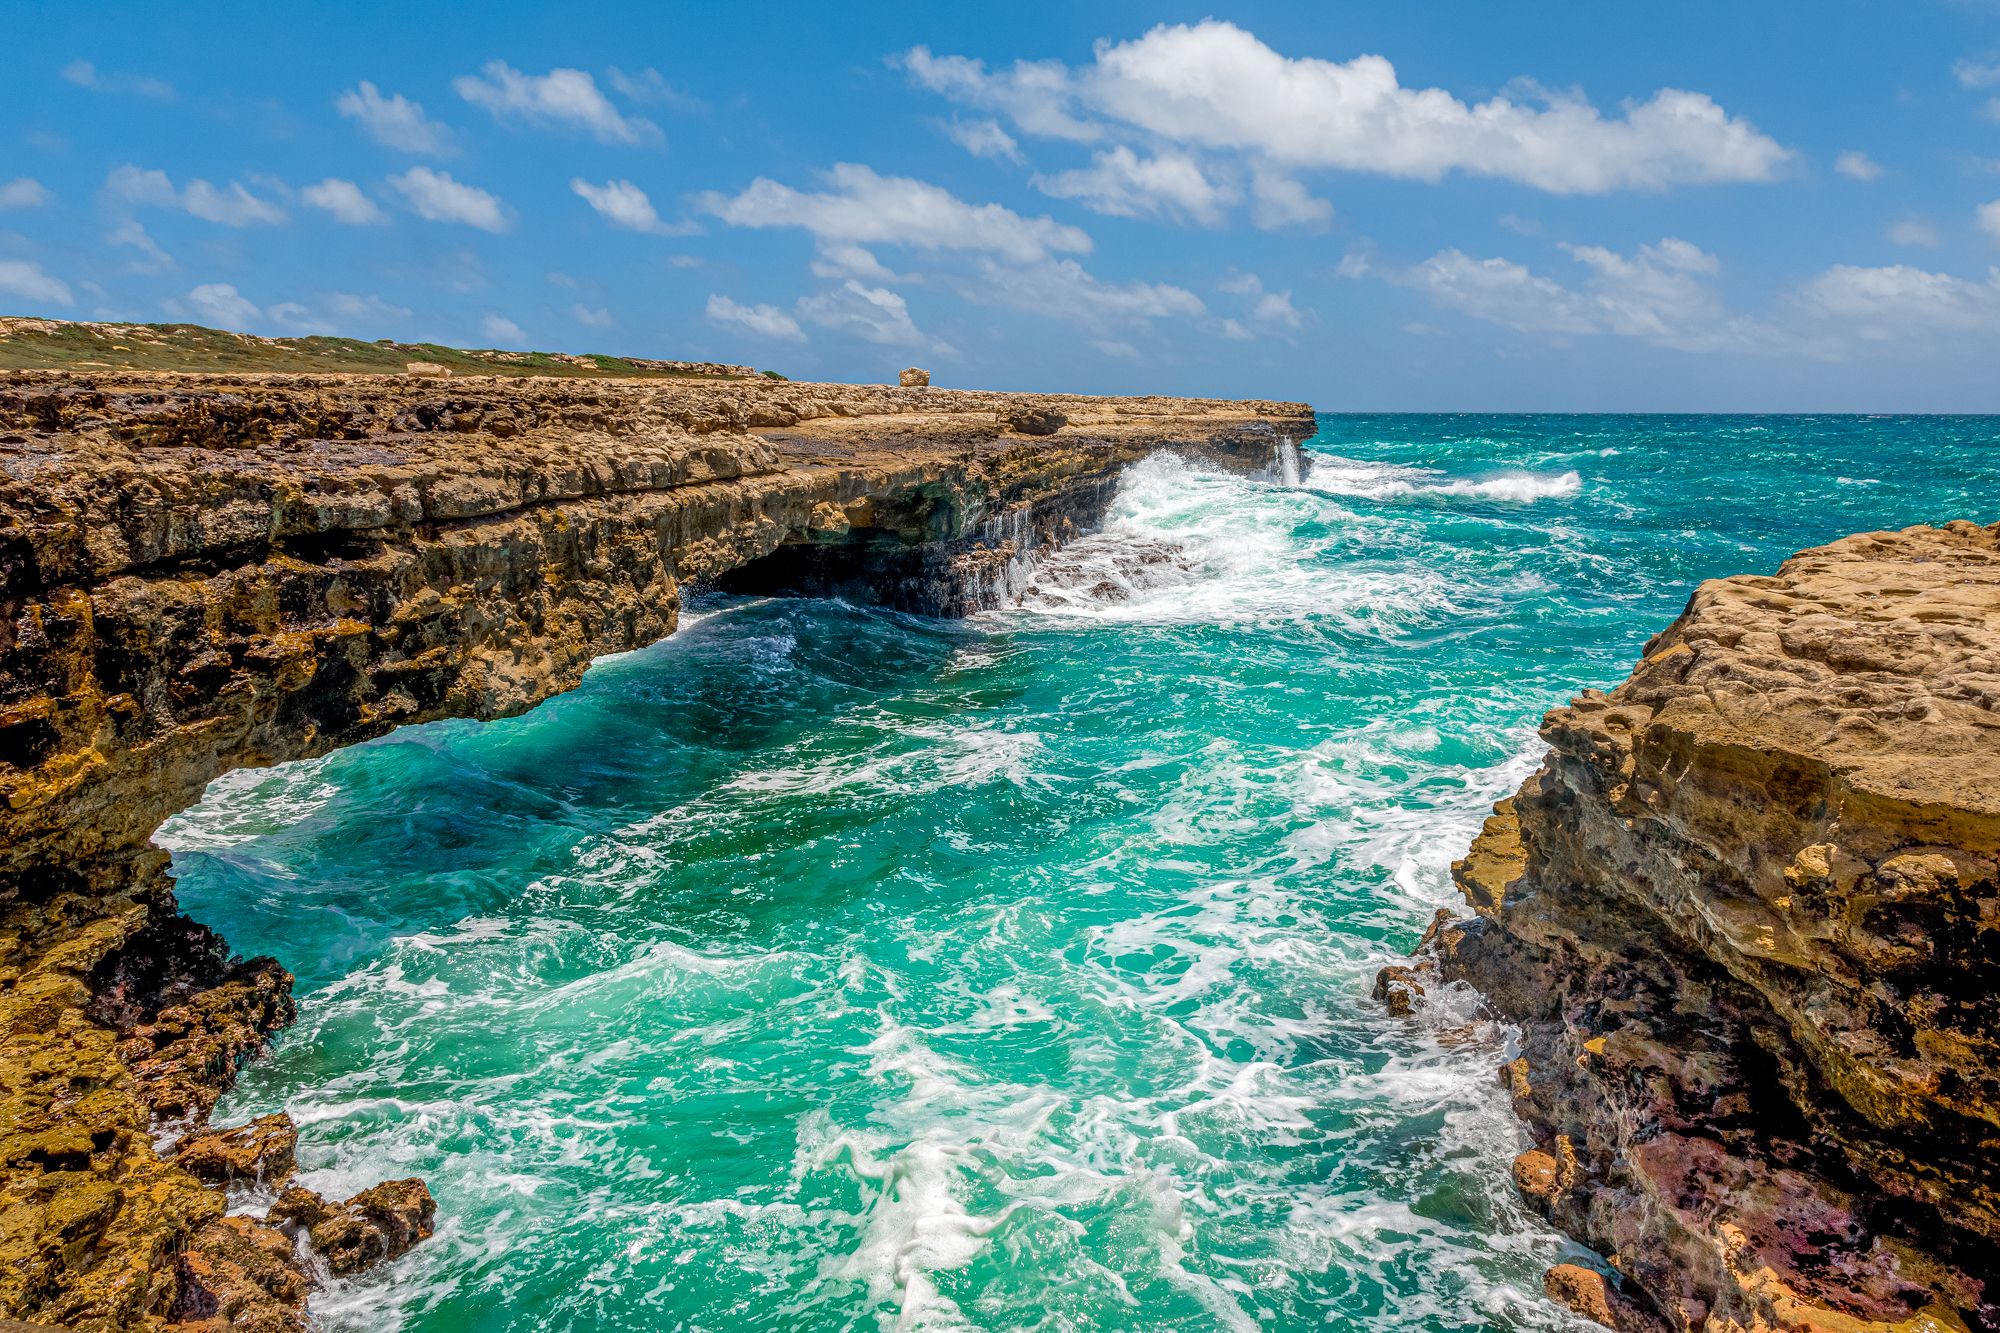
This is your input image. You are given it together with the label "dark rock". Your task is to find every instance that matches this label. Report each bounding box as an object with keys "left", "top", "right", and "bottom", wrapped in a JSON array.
[
  {"left": 271, "top": 1179, "right": 437, "bottom": 1277},
  {"left": 1006, "top": 407, "right": 1067, "bottom": 436},
  {"left": 173, "top": 1114, "right": 299, "bottom": 1187}
]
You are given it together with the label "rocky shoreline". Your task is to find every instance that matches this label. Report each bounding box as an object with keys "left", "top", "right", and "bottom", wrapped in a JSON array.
[
  {"left": 0, "top": 370, "right": 1311, "bottom": 1330},
  {"left": 1419, "top": 522, "right": 2000, "bottom": 1332}
]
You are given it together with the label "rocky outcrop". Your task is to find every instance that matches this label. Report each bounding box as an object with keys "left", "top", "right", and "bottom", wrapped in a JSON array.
[
  {"left": 1429, "top": 522, "right": 2000, "bottom": 1332},
  {"left": 0, "top": 368, "right": 1311, "bottom": 1329}
]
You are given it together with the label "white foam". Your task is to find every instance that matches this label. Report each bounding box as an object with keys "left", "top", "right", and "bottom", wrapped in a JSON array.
[{"left": 1309, "top": 456, "right": 1582, "bottom": 503}]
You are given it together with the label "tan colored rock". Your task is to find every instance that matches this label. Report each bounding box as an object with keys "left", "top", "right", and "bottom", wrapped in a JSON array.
[
  {"left": 898, "top": 366, "right": 930, "bottom": 387},
  {"left": 403, "top": 360, "right": 450, "bottom": 377},
  {"left": 1543, "top": 1264, "right": 1666, "bottom": 1333},
  {"left": 173, "top": 1114, "right": 298, "bottom": 1186},
  {"left": 1371, "top": 963, "right": 1424, "bottom": 1016},
  {"left": 1442, "top": 521, "right": 2000, "bottom": 1332},
  {"left": 1006, "top": 407, "right": 1068, "bottom": 436}
]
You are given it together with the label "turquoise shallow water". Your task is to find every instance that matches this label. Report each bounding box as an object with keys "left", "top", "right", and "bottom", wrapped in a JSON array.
[{"left": 166, "top": 416, "right": 1997, "bottom": 1332}]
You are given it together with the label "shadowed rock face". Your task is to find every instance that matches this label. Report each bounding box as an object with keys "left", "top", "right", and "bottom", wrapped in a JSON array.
[
  {"left": 1435, "top": 521, "right": 2000, "bottom": 1333},
  {"left": 0, "top": 370, "right": 1312, "bottom": 1330}
]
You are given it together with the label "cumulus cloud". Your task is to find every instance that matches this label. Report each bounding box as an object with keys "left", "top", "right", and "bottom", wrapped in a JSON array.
[
  {"left": 1218, "top": 272, "right": 1306, "bottom": 338},
  {"left": 943, "top": 118, "right": 1024, "bottom": 163},
  {"left": 1834, "top": 150, "right": 1883, "bottom": 181},
  {"left": 1034, "top": 146, "right": 1234, "bottom": 226},
  {"left": 183, "top": 282, "right": 262, "bottom": 327},
  {"left": 570, "top": 178, "right": 691, "bottom": 235},
  {"left": 1889, "top": 218, "right": 1940, "bottom": 248},
  {"left": 108, "top": 220, "right": 174, "bottom": 273},
  {"left": 706, "top": 294, "right": 805, "bottom": 341},
  {"left": 1790, "top": 264, "right": 2000, "bottom": 342},
  {"left": 301, "top": 178, "right": 386, "bottom": 225},
  {"left": 0, "top": 260, "right": 73, "bottom": 308},
  {"left": 952, "top": 257, "right": 1203, "bottom": 333},
  {"left": 106, "top": 165, "right": 288, "bottom": 226},
  {"left": 696, "top": 161, "right": 1088, "bottom": 264},
  {"left": 61, "top": 59, "right": 172, "bottom": 98},
  {"left": 698, "top": 163, "right": 1091, "bottom": 263},
  {"left": 480, "top": 313, "right": 527, "bottom": 345},
  {"left": 0, "top": 178, "right": 51, "bottom": 210},
  {"left": 388, "top": 167, "right": 508, "bottom": 231},
  {"left": 906, "top": 21, "right": 1790, "bottom": 195},
  {"left": 455, "top": 62, "right": 659, "bottom": 144},
  {"left": 797, "top": 280, "right": 941, "bottom": 349},
  {"left": 336, "top": 82, "right": 455, "bottom": 154},
  {"left": 1362, "top": 236, "right": 1767, "bottom": 352}
]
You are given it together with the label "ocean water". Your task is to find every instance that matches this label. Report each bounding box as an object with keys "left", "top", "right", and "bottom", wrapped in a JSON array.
[{"left": 163, "top": 416, "right": 1996, "bottom": 1333}]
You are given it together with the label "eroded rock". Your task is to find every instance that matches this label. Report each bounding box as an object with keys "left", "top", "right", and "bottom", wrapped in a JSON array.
[
  {"left": 270, "top": 1180, "right": 437, "bottom": 1277},
  {"left": 173, "top": 1114, "right": 298, "bottom": 1187},
  {"left": 1437, "top": 520, "right": 2000, "bottom": 1332}
]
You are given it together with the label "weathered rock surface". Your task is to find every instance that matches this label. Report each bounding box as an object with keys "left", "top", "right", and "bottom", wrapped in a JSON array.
[
  {"left": 269, "top": 1180, "right": 436, "bottom": 1277},
  {"left": 0, "top": 368, "right": 1311, "bottom": 1329},
  {"left": 1432, "top": 521, "right": 2000, "bottom": 1332}
]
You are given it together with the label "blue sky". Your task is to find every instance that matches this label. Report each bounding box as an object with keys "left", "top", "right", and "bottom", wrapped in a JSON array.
[{"left": 8, "top": 1, "right": 2000, "bottom": 409}]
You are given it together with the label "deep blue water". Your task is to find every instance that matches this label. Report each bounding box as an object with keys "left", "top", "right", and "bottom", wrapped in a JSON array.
[{"left": 164, "top": 415, "right": 1997, "bottom": 1332}]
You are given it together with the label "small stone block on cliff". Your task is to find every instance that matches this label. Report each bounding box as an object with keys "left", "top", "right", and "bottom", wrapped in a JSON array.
[{"left": 899, "top": 366, "right": 930, "bottom": 386}]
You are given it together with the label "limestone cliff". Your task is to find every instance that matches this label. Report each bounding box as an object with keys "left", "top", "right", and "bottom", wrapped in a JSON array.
[
  {"left": 0, "top": 369, "right": 1312, "bottom": 1330},
  {"left": 1433, "top": 522, "right": 2000, "bottom": 1333}
]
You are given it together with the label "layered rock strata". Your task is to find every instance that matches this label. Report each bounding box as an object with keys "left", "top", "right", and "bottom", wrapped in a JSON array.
[
  {"left": 0, "top": 369, "right": 1312, "bottom": 1329},
  {"left": 1430, "top": 522, "right": 2000, "bottom": 1332}
]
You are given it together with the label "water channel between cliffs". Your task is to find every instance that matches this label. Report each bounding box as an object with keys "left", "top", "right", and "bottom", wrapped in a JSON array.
[{"left": 163, "top": 415, "right": 1999, "bottom": 1333}]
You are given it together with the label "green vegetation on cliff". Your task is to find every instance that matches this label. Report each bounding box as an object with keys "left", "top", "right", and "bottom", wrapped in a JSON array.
[{"left": 0, "top": 316, "right": 762, "bottom": 379}]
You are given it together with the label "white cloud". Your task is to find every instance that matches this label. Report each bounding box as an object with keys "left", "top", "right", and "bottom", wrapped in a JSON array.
[
  {"left": 1219, "top": 271, "right": 1306, "bottom": 334},
  {"left": 184, "top": 282, "right": 262, "bottom": 327},
  {"left": 301, "top": 178, "right": 386, "bottom": 225},
  {"left": 1790, "top": 263, "right": 2000, "bottom": 342},
  {"left": 1834, "top": 150, "right": 1883, "bottom": 181},
  {"left": 336, "top": 82, "right": 455, "bottom": 154},
  {"left": 0, "top": 178, "right": 51, "bottom": 210},
  {"left": 608, "top": 67, "right": 705, "bottom": 112},
  {"left": 570, "top": 178, "right": 690, "bottom": 235},
  {"left": 810, "top": 244, "right": 898, "bottom": 282},
  {"left": 798, "top": 280, "right": 939, "bottom": 349},
  {"left": 1249, "top": 166, "right": 1333, "bottom": 230},
  {"left": 0, "top": 260, "right": 73, "bottom": 308},
  {"left": 454, "top": 62, "right": 659, "bottom": 145},
  {"left": 108, "top": 220, "right": 173, "bottom": 273},
  {"left": 706, "top": 294, "right": 805, "bottom": 341},
  {"left": 943, "top": 118, "right": 1024, "bottom": 164},
  {"left": 954, "top": 257, "right": 1204, "bottom": 333},
  {"left": 480, "top": 313, "right": 527, "bottom": 345},
  {"left": 907, "top": 21, "right": 1790, "bottom": 195},
  {"left": 265, "top": 292, "right": 411, "bottom": 335},
  {"left": 572, "top": 304, "right": 614, "bottom": 327},
  {"left": 1889, "top": 218, "right": 1940, "bottom": 248},
  {"left": 1034, "top": 146, "right": 1234, "bottom": 226},
  {"left": 697, "top": 163, "right": 1090, "bottom": 263},
  {"left": 1379, "top": 237, "right": 1763, "bottom": 352},
  {"left": 388, "top": 167, "right": 508, "bottom": 231},
  {"left": 61, "top": 59, "right": 172, "bottom": 98},
  {"left": 106, "top": 165, "right": 288, "bottom": 226},
  {"left": 1982, "top": 200, "right": 2000, "bottom": 242},
  {"left": 1955, "top": 58, "right": 2000, "bottom": 88}
]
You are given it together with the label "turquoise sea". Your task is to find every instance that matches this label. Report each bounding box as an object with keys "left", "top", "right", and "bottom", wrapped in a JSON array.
[{"left": 165, "top": 416, "right": 1995, "bottom": 1332}]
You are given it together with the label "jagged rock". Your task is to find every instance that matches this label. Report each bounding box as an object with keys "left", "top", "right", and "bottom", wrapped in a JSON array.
[
  {"left": 1006, "top": 407, "right": 1068, "bottom": 436},
  {"left": 1543, "top": 1264, "right": 1667, "bottom": 1333},
  {"left": 1370, "top": 964, "right": 1424, "bottom": 1016},
  {"left": 898, "top": 366, "right": 930, "bottom": 387},
  {"left": 1440, "top": 521, "right": 2000, "bottom": 1332},
  {"left": 0, "top": 368, "right": 1313, "bottom": 1326},
  {"left": 270, "top": 1180, "right": 436, "bottom": 1277},
  {"left": 173, "top": 1114, "right": 298, "bottom": 1187}
]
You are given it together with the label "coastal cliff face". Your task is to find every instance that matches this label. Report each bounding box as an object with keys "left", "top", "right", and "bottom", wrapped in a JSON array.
[
  {"left": 0, "top": 370, "right": 1311, "bottom": 1330},
  {"left": 1434, "top": 521, "right": 2000, "bottom": 1333}
]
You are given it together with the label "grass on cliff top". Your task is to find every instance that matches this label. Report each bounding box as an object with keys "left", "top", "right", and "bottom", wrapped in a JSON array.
[{"left": 0, "top": 316, "right": 784, "bottom": 380}]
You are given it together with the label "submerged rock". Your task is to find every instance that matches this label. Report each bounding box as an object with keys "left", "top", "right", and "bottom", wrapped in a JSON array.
[{"left": 1432, "top": 520, "right": 2000, "bottom": 1332}]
